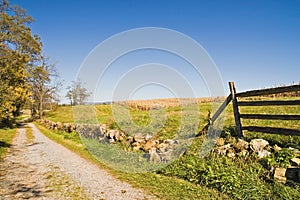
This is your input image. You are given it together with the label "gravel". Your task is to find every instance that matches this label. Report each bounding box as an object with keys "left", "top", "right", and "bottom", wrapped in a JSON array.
[{"left": 0, "top": 123, "right": 154, "bottom": 200}]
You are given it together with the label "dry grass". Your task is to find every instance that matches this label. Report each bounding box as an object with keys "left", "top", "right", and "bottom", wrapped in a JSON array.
[
  {"left": 25, "top": 126, "right": 34, "bottom": 143},
  {"left": 117, "top": 97, "right": 225, "bottom": 111}
]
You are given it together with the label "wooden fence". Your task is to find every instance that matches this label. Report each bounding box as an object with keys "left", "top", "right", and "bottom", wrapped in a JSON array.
[{"left": 210, "top": 82, "right": 300, "bottom": 137}]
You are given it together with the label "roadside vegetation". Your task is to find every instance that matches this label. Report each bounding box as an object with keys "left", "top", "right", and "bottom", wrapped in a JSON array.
[
  {"left": 25, "top": 126, "right": 34, "bottom": 143},
  {"left": 41, "top": 96, "right": 300, "bottom": 199},
  {"left": 0, "top": 128, "right": 16, "bottom": 159},
  {"left": 35, "top": 123, "right": 227, "bottom": 199}
]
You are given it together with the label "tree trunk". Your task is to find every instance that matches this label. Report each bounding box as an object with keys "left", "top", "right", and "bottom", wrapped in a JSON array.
[{"left": 39, "top": 95, "right": 43, "bottom": 119}]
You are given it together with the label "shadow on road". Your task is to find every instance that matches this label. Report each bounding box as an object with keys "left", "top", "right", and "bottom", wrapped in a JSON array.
[{"left": 0, "top": 141, "right": 11, "bottom": 148}]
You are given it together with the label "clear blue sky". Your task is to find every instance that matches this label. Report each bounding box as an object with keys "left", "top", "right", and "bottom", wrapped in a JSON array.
[{"left": 10, "top": 0, "right": 300, "bottom": 102}]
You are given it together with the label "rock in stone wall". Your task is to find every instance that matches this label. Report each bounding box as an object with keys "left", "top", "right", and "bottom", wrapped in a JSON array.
[
  {"left": 38, "top": 119, "right": 178, "bottom": 163},
  {"left": 213, "top": 137, "right": 300, "bottom": 183},
  {"left": 214, "top": 138, "right": 271, "bottom": 159}
]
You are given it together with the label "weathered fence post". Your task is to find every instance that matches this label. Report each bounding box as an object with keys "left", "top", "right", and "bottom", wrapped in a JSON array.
[{"left": 229, "top": 82, "right": 243, "bottom": 137}]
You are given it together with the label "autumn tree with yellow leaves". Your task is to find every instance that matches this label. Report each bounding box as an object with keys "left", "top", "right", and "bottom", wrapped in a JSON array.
[{"left": 0, "top": 0, "right": 59, "bottom": 126}]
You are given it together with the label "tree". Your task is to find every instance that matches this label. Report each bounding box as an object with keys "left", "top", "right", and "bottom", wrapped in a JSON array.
[
  {"left": 66, "top": 80, "right": 91, "bottom": 106},
  {"left": 0, "top": 0, "right": 42, "bottom": 124},
  {"left": 29, "top": 56, "right": 61, "bottom": 119}
]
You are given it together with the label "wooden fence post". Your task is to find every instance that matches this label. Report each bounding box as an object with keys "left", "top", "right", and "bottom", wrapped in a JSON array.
[{"left": 229, "top": 82, "right": 243, "bottom": 137}]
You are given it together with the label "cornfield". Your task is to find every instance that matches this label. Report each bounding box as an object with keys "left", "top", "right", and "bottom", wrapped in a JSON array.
[{"left": 117, "top": 97, "right": 225, "bottom": 111}]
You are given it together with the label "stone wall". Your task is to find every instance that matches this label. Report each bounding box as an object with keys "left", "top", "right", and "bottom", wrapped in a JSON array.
[
  {"left": 38, "top": 119, "right": 177, "bottom": 163},
  {"left": 214, "top": 138, "right": 300, "bottom": 183}
]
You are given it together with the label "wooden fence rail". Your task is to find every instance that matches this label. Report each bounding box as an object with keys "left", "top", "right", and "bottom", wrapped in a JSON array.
[
  {"left": 210, "top": 94, "right": 232, "bottom": 123},
  {"left": 238, "top": 100, "right": 300, "bottom": 106},
  {"left": 242, "top": 126, "right": 300, "bottom": 136},
  {"left": 210, "top": 82, "right": 300, "bottom": 137},
  {"left": 235, "top": 84, "right": 300, "bottom": 98},
  {"left": 239, "top": 114, "right": 300, "bottom": 120},
  {"left": 230, "top": 82, "right": 300, "bottom": 137}
]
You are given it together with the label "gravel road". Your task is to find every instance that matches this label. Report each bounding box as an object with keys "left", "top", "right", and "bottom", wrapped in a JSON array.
[{"left": 0, "top": 123, "right": 154, "bottom": 200}]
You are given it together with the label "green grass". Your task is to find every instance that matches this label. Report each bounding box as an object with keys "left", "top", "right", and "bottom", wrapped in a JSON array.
[
  {"left": 82, "top": 137, "right": 165, "bottom": 173},
  {"left": 44, "top": 106, "right": 74, "bottom": 123},
  {"left": 34, "top": 123, "right": 85, "bottom": 155},
  {"left": 44, "top": 103, "right": 213, "bottom": 141},
  {"left": 35, "top": 120, "right": 300, "bottom": 199},
  {"left": 159, "top": 137, "right": 300, "bottom": 199},
  {"left": 237, "top": 97, "right": 300, "bottom": 149},
  {"left": 26, "top": 126, "right": 34, "bottom": 143},
  {"left": 34, "top": 122, "right": 227, "bottom": 199},
  {"left": 42, "top": 97, "right": 300, "bottom": 199},
  {"left": 0, "top": 128, "right": 16, "bottom": 160},
  {"left": 44, "top": 99, "right": 300, "bottom": 147}
]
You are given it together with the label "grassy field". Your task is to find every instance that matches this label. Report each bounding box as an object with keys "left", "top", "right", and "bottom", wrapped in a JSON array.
[
  {"left": 238, "top": 97, "right": 300, "bottom": 149},
  {"left": 35, "top": 123, "right": 228, "bottom": 199},
  {"left": 44, "top": 97, "right": 300, "bottom": 147},
  {"left": 0, "top": 128, "right": 16, "bottom": 160},
  {"left": 41, "top": 97, "right": 300, "bottom": 199}
]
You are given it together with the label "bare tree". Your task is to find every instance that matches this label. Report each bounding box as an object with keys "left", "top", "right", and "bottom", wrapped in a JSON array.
[
  {"left": 29, "top": 56, "right": 61, "bottom": 118},
  {"left": 66, "top": 80, "right": 91, "bottom": 106}
]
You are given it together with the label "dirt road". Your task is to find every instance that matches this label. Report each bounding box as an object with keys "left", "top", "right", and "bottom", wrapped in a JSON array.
[{"left": 0, "top": 123, "right": 153, "bottom": 200}]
